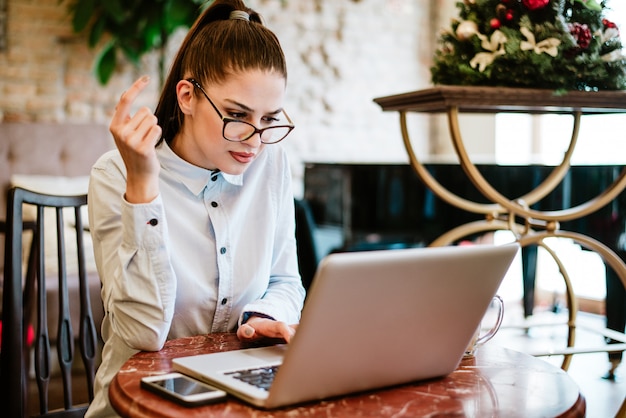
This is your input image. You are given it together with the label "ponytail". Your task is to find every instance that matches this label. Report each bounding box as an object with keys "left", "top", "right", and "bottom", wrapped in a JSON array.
[{"left": 154, "top": 0, "right": 286, "bottom": 145}]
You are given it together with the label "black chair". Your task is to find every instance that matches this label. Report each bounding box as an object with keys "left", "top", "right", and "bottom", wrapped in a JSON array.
[
  {"left": 294, "top": 199, "right": 319, "bottom": 292},
  {"left": 1, "top": 187, "right": 98, "bottom": 417}
]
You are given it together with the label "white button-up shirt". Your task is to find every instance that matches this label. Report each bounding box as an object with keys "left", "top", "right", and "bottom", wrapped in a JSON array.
[{"left": 86, "top": 141, "right": 305, "bottom": 417}]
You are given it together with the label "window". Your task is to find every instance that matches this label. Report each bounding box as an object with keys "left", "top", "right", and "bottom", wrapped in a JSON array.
[{"left": 495, "top": 3, "right": 626, "bottom": 165}]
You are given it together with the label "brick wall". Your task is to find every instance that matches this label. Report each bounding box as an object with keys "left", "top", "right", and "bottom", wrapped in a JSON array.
[
  {"left": 0, "top": 0, "right": 163, "bottom": 123},
  {"left": 0, "top": 0, "right": 438, "bottom": 193}
]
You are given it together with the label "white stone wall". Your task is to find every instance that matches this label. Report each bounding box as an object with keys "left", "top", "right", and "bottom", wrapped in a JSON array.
[{"left": 247, "top": 0, "right": 433, "bottom": 194}]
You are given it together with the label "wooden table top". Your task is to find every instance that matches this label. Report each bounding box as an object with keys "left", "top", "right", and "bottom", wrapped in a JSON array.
[
  {"left": 109, "top": 333, "right": 585, "bottom": 417},
  {"left": 373, "top": 85, "right": 626, "bottom": 114}
]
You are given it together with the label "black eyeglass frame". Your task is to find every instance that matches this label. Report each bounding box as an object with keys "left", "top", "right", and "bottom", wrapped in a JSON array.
[{"left": 187, "top": 78, "right": 295, "bottom": 144}]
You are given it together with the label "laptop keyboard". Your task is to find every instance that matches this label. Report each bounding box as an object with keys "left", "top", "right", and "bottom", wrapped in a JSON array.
[{"left": 225, "top": 365, "right": 280, "bottom": 391}]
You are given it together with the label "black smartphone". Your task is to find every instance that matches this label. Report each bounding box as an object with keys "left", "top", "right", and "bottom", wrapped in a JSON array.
[{"left": 140, "top": 372, "right": 228, "bottom": 407}]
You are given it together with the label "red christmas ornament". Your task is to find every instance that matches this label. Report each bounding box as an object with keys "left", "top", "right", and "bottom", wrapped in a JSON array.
[
  {"left": 603, "top": 19, "right": 618, "bottom": 30},
  {"left": 506, "top": 10, "right": 514, "bottom": 21},
  {"left": 522, "top": 0, "right": 549, "bottom": 10},
  {"left": 490, "top": 18, "right": 501, "bottom": 29},
  {"left": 569, "top": 22, "right": 592, "bottom": 49}
]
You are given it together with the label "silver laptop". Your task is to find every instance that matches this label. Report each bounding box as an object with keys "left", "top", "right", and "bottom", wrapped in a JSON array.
[{"left": 173, "top": 243, "right": 519, "bottom": 409}]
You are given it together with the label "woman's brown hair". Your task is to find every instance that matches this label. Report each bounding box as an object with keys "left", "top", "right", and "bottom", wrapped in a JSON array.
[{"left": 154, "top": 0, "right": 288, "bottom": 144}]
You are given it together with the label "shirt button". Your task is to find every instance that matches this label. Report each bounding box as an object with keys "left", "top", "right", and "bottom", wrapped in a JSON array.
[
  {"left": 211, "top": 201, "right": 218, "bottom": 208},
  {"left": 220, "top": 247, "right": 227, "bottom": 255},
  {"left": 148, "top": 218, "right": 158, "bottom": 226},
  {"left": 221, "top": 298, "right": 228, "bottom": 305},
  {"left": 211, "top": 175, "right": 218, "bottom": 182}
]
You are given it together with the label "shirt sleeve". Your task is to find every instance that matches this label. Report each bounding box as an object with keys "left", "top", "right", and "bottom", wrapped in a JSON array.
[{"left": 89, "top": 153, "right": 176, "bottom": 352}]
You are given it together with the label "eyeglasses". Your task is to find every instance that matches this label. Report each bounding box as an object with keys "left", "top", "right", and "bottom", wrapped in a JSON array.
[{"left": 187, "top": 78, "right": 295, "bottom": 144}]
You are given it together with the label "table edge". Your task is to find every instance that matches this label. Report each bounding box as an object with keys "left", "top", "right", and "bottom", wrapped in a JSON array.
[{"left": 373, "top": 85, "right": 626, "bottom": 114}]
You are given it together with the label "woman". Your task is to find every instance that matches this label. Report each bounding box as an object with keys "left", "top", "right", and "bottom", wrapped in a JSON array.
[{"left": 86, "top": 1, "right": 304, "bottom": 415}]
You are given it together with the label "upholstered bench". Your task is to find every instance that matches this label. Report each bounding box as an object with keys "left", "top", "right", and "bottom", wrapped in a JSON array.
[{"left": 0, "top": 122, "right": 115, "bottom": 346}]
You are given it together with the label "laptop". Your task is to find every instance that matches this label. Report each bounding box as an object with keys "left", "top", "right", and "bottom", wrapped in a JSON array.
[{"left": 173, "top": 243, "right": 519, "bottom": 409}]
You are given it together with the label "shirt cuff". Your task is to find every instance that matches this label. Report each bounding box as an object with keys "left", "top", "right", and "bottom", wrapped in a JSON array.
[{"left": 241, "top": 312, "right": 275, "bottom": 325}]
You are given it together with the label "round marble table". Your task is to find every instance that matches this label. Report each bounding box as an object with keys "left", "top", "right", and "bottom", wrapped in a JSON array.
[{"left": 109, "top": 333, "right": 585, "bottom": 417}]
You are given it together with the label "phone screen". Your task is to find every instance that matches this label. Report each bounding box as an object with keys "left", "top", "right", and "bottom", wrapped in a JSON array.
[
  {"left": 154, "top": 375, "right": 218, "bottom": 396},
  {"left": 141, "top": 373, "right": 227, "bottom": 406}
]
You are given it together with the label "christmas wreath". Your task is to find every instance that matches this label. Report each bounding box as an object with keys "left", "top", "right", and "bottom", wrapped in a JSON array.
[{"left": 431, "top": 0, "right": 626, "bottom": 91}]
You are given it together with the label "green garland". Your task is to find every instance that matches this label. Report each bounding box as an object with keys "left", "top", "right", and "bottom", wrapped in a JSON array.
[{"left": 431, "top": 0, "right": 626, "bottom": 90}]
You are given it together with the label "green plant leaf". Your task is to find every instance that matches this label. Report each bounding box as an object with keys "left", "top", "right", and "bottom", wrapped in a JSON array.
[
  {"left": 95, "top": 41, "right": 117, "bottom": 85},
  {"left": 143, "top": 8, "right": 165, "bottom": 49},
  {"left": 572, "top": 0, "right": 602, "bottom": 12},
  {"left": 163, "top": 1, "right": 196, "bottom": 32},
  {"left": 119, "top": 41, "right": 142, "bottom": 65},
  {"left": 101, "top": 0, "right": 126, "bottom": 24},
  {"left": 72, "top": 0, "right": 97, "bottom": 32},
  {"left": 68, "top": 0, "right": 207, "bottom": 84},
  {"left": 88, "top": 17, "right": 105, "bottom": 47}
]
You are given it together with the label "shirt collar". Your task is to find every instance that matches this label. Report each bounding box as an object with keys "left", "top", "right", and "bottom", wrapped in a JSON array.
[{"left": 156, "top": 141, "right": 244, "bottom": 195}]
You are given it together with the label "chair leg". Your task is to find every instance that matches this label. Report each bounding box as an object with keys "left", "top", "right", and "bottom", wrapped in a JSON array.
[
  {"left": 521, "top": 245, "right": 538, "bottom": 318},
  {"left": 604, "top": 358, "right": 621, "bottom": 381}
]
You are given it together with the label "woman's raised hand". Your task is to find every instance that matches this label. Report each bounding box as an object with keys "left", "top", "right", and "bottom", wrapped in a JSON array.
[{"left": 109, "top": 76, "right": 163, "bottom": 204}]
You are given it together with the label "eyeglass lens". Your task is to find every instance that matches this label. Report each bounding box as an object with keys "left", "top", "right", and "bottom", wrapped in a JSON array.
[{"left": 224, "top": 121, "right": 291, "bottom": 144}]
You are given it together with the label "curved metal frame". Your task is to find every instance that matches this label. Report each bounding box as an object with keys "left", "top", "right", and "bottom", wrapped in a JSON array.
[{"left": 400, "top": 107, "right": 626, "bottom": 370}]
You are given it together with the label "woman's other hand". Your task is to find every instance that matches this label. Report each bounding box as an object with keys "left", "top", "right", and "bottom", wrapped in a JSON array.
[
  {"left": 110, "top": 75, "right": 162, "bottom": 204},
  {"left": 237, "top": 316, "right": 297, "bottom": 343}
]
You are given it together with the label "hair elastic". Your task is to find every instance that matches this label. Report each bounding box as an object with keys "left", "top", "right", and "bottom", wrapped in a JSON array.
[{"left": 229, "top": 10, "right": 250, "bottom": 21}]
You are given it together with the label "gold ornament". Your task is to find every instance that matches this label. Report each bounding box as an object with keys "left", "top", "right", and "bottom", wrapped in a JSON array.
[
  {"left": 470, "top": 30, "right": 507, "bottom": 72},
  {"left": 520, "top": 27, "right": 560, "bottom": 57},
  {"left": 456, "top": 20, "right": 479, "bottom": 41}
]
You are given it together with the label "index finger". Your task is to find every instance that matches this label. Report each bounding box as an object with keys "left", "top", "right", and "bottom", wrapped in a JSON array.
[{"left": 112, "top": 75, "right": 152, "bottom": 125}]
